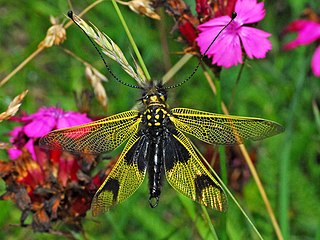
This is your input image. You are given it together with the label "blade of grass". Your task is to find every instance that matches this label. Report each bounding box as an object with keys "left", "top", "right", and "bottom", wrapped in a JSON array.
[
  {"left": 279, "top": 48, "right": 307, "bottom": 240},
  {"left": 228, "top": 56, "right": 246, "bottom": 111},
  {"left": 192, "top": 142, "right": 264, "bottom": 240},
  {"left": 214, "top": 73, "right": 228, "bottom": 240},
  {"left": 214, "top": 76, "right": 228, "bottom": 185},
  {"left": 106, "top": 213, "right": 127, "bottom": 239},
  {"left": 162, "top": 54, "right": 193, "bottom": 84},
  {"left": 178, "top": 194, "right": 218, "bottom": 240},
  {"left": 202, "top": 67, "right": 284, "bottom": 240},
  {"left": 312, "top": 100, "right": 320, "bottom": 133},
  {"left": 111, "top": 0, "right": 151, "bottom": 81},
  {"left": 201, "top": 205, "right": 219, "bottom": 239},
  {"left": 162, "top": 55, "right": 282, "bottom": 238}
]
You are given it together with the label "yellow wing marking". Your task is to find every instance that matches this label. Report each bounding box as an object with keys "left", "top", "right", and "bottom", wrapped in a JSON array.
[
  {"left": 40, "top": 110, "right": 140, "bottom": 154},
  {"left": 170, "top": 108, "right": 284, "bottom": 145},
  {"left": 164, "top": 129, "right": 227, "bottom": 211},
  {"left": 91, "top": 133, "right": 148, "bottom": 216}
]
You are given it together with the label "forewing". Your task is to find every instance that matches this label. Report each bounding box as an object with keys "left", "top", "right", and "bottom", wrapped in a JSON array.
[
  {"left": 171, "top": 108, "right": 284, "bottom": 145},
  {"left": 91, "top": 133, "right": 148, "bottom": 215},
  {"left": 164, "top": 129, "right": 227, "bottom": 211},
  {"left": 40, "top": 110, "right": 140, "bottom": 154}
]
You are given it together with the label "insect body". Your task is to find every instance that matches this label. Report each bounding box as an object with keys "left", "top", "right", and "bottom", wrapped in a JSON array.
[
  {"left": 40, "top": 80, "right": 284, "bottom": 216},
  {"left": 40, "top": 11, "right": 284, "bottom": 216}
]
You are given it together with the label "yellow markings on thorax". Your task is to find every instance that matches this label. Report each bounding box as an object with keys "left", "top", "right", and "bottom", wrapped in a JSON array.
[
  {"left": 145, "top": 107, "right": 169, "bottom": 127},
  {"left": 149, "top": 95, "right": 158, "bottom": 103}
]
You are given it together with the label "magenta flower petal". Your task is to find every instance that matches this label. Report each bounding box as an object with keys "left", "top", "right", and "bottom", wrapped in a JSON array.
[
  {"left": 235, "top": 0, "right": 265, "bottom": 24},
  {"left": 9, "top": 126, "right": 24, "bottom": 140},
  {"left": 22, "top": 107, "right": 92, "bottom": 137},
  {"left": 196, "top": 0, "right": 271, "bottom": 68},
  {"left": 8, "top": 139, "right": 36, "bottom": 160},
  {"left": 22, "top": 107, "right": 52, "bottom": 121},
  {"left": 284, "top": 19, "right": 310, "bottom": 33},
  {"left": 24, "top": 116, "right": 56, "bottom": 138},
  {"left": 8, "top": 148, "right": 22, "bottom": 160},
  {"left": 196, "top": 25, "right": 226, "bottom": 55},
  {"left": 283, "top": 15, "right": 320, "bottom": 78},
  {"left": 210, "top": 33, "right": 243, "bottom": 67},
  {"left": 284, "top": 21, "right": 320, "bottom": 50},
  {"left": 197, "top": 16, "right": 231, "bottom": 30},
  {"left": 57, "top": 112, "right": 91, "bottom": 129},
  {"left": 25, "top": 139, "right": 37, "bottom": 160},
  {"left": 311, "top": 46, "right": 320, "bottom": 77},
  {"left": 240, "top": 26, "right": 272, "bottom": 59}
]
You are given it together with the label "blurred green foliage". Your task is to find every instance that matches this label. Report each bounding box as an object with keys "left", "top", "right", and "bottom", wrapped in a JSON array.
[{"left": 0, "top": 0, "right": 319, "bottom": 239}]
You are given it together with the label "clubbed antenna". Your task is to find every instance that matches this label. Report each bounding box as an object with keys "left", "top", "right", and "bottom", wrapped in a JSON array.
[
  {"left": 67, "top": 11, "right": 142, "bottom": 89},
  {"left": 165, "top": 12, "right": 237, "bottom": 89}
]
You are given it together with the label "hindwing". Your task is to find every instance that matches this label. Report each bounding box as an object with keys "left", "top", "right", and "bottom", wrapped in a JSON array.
[
  {"left": 91, "top": 133, "right": 149, "bottom": 216},
  {"left": 163, "top": 129, "right": 227, "bottom": 211},
  {"left": 40, "top": 110, "right": 140, "bottom": 154},
  {"left": 170, "top": 108, "right": 284, "bottom": 145}
]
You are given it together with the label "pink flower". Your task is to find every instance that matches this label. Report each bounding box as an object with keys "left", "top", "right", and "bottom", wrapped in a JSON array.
[
  {"left": 23, "top": 106, "right": 92, "bottom": 138},
  {"left": 1, "top": 106, "right": 108, "bottom": 233},
  {"left": 8, "top": 106, "right": 92, "bottom": 160},
  {"left": 196, "top": 0, "right": 272, "bottom": 68},
  {"left": 283, "top": 19, "right": 320, "bottom": 77}
]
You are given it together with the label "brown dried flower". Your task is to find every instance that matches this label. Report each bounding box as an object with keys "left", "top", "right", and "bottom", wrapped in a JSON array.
[
  {"left": 0, "top": 90, "right": 28, "bottom": 123},
  {"left": 38, "top": 16, "right": 66, "bottom": 48}
]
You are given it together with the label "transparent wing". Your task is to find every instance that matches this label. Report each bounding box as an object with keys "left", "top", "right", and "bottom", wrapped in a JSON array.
[
  {"left": 164, "top": 129, "right": 227, "bottom": 211},
  {"left": 39, "top": 110, "right": 140, "bottom": 154},
  {"left": 170, "top": 108, "right": 284, "bottom": 145},
  {"left": 91, "top": 134, "right": 148, "bottom": 215}
]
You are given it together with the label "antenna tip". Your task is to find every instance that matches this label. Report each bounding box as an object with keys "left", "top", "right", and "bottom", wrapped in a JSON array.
[
  {"left": 231, "top": 12, "right": 237, "bottom": 19},
  {"left": 67, "top": 10, "right": 74, "bottom": 19}
]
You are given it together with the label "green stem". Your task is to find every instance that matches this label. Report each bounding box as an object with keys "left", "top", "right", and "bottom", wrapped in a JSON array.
[
  {"left": 178, "top": 195, "right": 217, "bottom": 240},
  {"left": 192, "top": 142, "right": 264, "bottom": 240},
  {"left": 201, "top": 205, "right": 219, "bottom": 240},
  {"left": 111, "top": 0, "right": 151, "bottom": 81},
  {"left": 214, "top": 77, "right": 228, "bottom": 184},
  {"left": 214, "top": 75, "right": 228, "bottom": 240},
  {"left": 162, "top": 54, "right": 193, "bottom": 84},
  {"left": 279, "top": 49, "right": 306, "bottom": 240}
]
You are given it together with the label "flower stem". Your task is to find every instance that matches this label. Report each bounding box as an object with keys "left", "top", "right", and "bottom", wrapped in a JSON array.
[
  {"left": 213, "top": 73, "right": 228, "bottom": 240},
  {"left": 111, "top": 0, "right": 151, "bottom": 81},
  {"left": 228, "top": 58, "right": 246, "bottom": 111},
  {"left": 239, "top": 144, "right": 283, "bottom": 240},
  {"left": 214, "top": 76, "right": 228, "bottom": 185},
  {"left": 192, "top": 142, "right": 263, "bottom": 240},
  {"left": 162, "top": 54, "right": 193, "bottom": 84},
  {"left": 0, "top": 47, "right": 43, "bottom": 87},
  {"left": 202, "top": 66, "right": 283, "bottom": 239},
  {"left": 178, "top": 194, "right": 218, "bottom": 239},
  {"left": 279, "top": 48, "right": 306, "bottom": 240}
]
